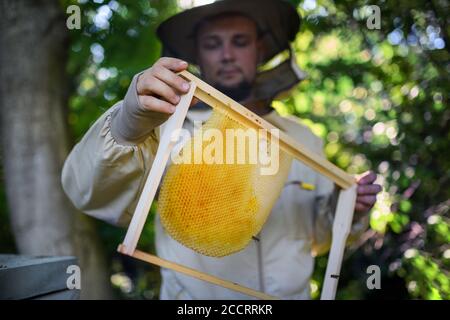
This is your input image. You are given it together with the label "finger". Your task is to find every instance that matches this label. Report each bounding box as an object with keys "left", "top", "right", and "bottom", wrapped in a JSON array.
[
  {"left": 139, "top": 95, "right": 176, "bottom": 114},
  {"left": 355, "top": 202, "right": 370, "bottom": 213},
  {"left": 142, "top": 77, "right": 180, "bottom": 105},
  {"left": 356, "top": 195, "right": 377, "bottom": 206},
  {"left": 153, "top": 65, "right": 190, "bottom": 94},
  {"left": 157, "top": 57, "right": 188, "bottom": 72},
  {"left": 357, "top": 184, "right": 382, "bottom": 195},
  {"left": 357, "top": 171, "right": 377, "bottom": 185}
]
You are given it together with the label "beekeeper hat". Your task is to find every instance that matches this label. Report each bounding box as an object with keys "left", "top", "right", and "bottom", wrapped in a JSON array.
[{"left": 157, "top": 0, "right": 306, "bottom": 101}]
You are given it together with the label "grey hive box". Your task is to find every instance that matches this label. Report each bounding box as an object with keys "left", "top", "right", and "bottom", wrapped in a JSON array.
[{"left": 0, "top": 255, "right": 80, "bottom": 300}]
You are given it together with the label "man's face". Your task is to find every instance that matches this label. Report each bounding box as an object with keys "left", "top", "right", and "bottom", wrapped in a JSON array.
[{"left": 195, "top": 14, "right": 261, "bottom": 101}]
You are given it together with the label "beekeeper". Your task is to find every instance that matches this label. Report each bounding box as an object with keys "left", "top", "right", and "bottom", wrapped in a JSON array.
[{"left": 62, "top": 0, "right": 381, "bottom": 299}]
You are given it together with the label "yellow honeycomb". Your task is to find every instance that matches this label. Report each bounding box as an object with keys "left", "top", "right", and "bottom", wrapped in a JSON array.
[{"left": 158, "top": 109, "right": 292, "bottom": 257}]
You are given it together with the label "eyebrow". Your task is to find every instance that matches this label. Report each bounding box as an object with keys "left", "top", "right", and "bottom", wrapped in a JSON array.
[
  {"left": 199, "top": 33, "right": 253, "bottom": 41},
  {"left": 199, "top": 34, "right": 220, "bottom": 41}
]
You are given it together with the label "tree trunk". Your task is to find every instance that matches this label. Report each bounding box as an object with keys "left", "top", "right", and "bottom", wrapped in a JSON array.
[{"left": 0, "top": 0, "right": 112, "bottom": 299}]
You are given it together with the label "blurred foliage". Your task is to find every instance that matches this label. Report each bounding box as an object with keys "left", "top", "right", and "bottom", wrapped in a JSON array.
[
  {"left": 0, "top": 0, "right": 448, "bottom": 299},
  {"left": 60, "top": 0, "right": 179, "bottom": 140},
  {"left": 279, "top": 0, "right": 449, "bottom": 300}
]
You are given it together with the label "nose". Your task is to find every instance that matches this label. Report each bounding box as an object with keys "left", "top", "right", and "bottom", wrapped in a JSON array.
[{"left": 221, "top": 41, "right": 235, "bottom": 63}]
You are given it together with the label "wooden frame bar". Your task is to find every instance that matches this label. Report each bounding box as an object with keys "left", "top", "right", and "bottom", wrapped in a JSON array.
[
  {"left": 118, "top": 71, "right": 357, "bottom": 300},
  {"left": 321, "top": 185, "right": 357, "bottom": 299},
  {"left": 117, "top": 245, "right": 278, "bottom": 300}
]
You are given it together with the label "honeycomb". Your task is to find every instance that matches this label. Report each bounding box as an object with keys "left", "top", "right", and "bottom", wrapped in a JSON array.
[{"left": 158, "top": 109, "right": 292, "bottom": 257}]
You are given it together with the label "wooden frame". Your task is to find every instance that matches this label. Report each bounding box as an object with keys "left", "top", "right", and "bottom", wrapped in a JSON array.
[{"left": 118, "top": 71, "right": 357, "bottom": 300}]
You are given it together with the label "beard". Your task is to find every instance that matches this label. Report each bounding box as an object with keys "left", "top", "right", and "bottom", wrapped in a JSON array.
[{"left": 214, "top": 80, "right": 252, "bottom": 102}]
